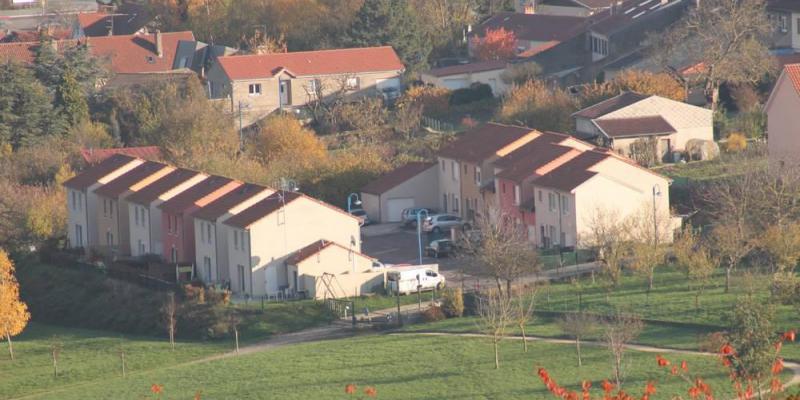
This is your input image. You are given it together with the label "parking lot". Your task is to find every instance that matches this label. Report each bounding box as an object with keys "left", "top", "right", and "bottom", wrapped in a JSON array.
[{"left": 361, "top": 223, "right": 459, "bottom": 269}]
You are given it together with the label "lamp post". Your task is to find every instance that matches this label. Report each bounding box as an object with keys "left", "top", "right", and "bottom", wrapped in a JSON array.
[
  {"left": 416, "top": 209, "right": 429, "bottom": 265},
  {"left": 278, "top": 178, "right": 299, "bottom": 192},
  {"left": 347, "top": 193, "right": 361, "bottom": 213},
  {"left": 237, "top": 101, "right": 250, "bottom": 153},
  {"left": 652, "top": 184, "right": 661, "bottom": 248}
]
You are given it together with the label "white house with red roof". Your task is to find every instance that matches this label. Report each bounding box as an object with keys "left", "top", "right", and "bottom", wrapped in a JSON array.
[
  {"left": 206, "top": 46, "right": 405, "bottom": 125},
  {"left": 766, "top": 63, "right": 800, "bottom": 166}
]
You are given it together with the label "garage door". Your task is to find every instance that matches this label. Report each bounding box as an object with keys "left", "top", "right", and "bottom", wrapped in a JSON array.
[
  {"left": 376, "top": 78, "right": 401, "bottom": 91},
  {"left": 386, "top": 198, "right": 415, "bottom": 222},
  {"left": 442, "top": 78, "right": 469, "bottom": 90}
]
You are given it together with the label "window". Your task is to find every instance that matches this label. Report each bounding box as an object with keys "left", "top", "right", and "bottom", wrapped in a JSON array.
[
  {"left": 167, "top": 214, "right": 172, "bottom": 232},
  {"left": 309, "top": 79, "right": 321, "bottom": 93},
  {"left": 442, "top": 194, "right": 447, "bottom": 211},
  {"left": 797, "top": 17, "right": 800, "bottom": 34},
  {"left": 451, "top": 161, "right": 457, "bottom": 180},
  {"left": 475, "top": 167, "right": 481, "bottom": 185},
  {"left": 591, "top": 35, "right": 608, "bottom": 56},
  {"left": 453, "top": 196, "right": 459, "bottom": 212},
  {"left": 75, "top": 224, "right": 83, "bottom": 247},
  {"left": 234, "top": 230, "right": 239, "bottom": 250},
  {"left": 502, "top": 183, "right": 506, "bottom": 194},
  {"left": 549, "top": 225, "right": 557, "bottom": 245},
  {"left": 134, "top": 207, "right": 139, "bottom": 225},
  {"left": 71, "top": 191, "right": 76, "bottom": 210},
  {"left": 561, "top": 195, "right": 569, "bottom": 216},
  {"left": 103, "top": 199, "right": 108, "bottom": 216},
  {"left": 207, "top": 224, "right": 213, "bottom": 244},
  {"left": 171, "top": 247, "right": 177, "bottom": 263},
  {"left": 514, "top": 185, "right": 521, "bottom": 206},
  {"left": 538, "top": 190, "right": 542, "bottom": 202},
  {"left": 248, "top": 83, "right": 261, "bottom": 96},
  {"left": 548, "top": 192, "right": 556, "bottom": 212},
  {"left": 137, "top": 239, "right": 145, "bottom": 255},
  {"left": 441, "top": 160, "right": 445, "bottom": 171},
  {"left": 204, "top": 257, "right": 212, "bottom": 281},
  {"left": 345, "top": 76, "right": 359, "bottom": 90},
  {"left": 142, "top": 207, "right": 147, "bottom": 226},
  {"left": 237, "top": 264, "right": 246, "bottom": 292},
  {"left": 106, "top": 231, "right": 113, "bottom": 246}
]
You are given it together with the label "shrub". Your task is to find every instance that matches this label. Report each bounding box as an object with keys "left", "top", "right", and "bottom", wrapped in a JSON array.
[
  {"left": 440, "top": 288, "right": 464, "bottom": 318},
  {"left": 449, "top": 83, "right": 493, "bottom": 105},
  {"left": 725, "top": 132, "right": 747, "bottom": 152},
  {"left": 421, "top": 304, "right": 446, "bottom": 322},
  {"left": 397, "top": 85, "right": 450, "bottom": 118},
  {"left": 462, "top": 291, "right": 481, "bottom": 316}
]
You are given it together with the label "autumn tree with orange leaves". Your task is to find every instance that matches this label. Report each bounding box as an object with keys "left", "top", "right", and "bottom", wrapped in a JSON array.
[
  {"left": 471, "top": 27, "right": 516, "bottom": 61},
  {"left": 0, "top": 249, "right": 30, "bottom": 360}
]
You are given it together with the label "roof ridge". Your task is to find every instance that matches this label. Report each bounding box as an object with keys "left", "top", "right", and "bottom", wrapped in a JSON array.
[{"left": 219, "top": 45, "right": 394, "bottom": 60}]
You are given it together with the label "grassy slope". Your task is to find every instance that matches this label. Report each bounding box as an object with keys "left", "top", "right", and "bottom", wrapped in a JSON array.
[
  {"left": 20, "top": 334, "right": 744, "bottom": 400},
  {"left": 0, "top": 323, "right": 227, "bottom": 400}
]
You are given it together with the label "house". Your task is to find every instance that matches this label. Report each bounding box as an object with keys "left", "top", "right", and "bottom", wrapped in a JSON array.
[
  {"left": 528, "top": 148, "right": 672, "bottom": 248},
  {"left": 125, "top": 168, "right": 207, "bottom": 257},
  {"left": 767, "top": 0, "right": 800, "bottom": 52},
  {"left": 223, "top": 190, "right": 361, "bottom": 298},
  {"left": 192, "top": 183, "right": 274, "bottom": 284},
  {"left": 766, "top": 63, "right": 800, "bottom": 166},
  {"left": 573, "top": 92, "right": 713, "bottom": 161},
  {"left": 63, "top": 154, "right": 143, "bottom": 250},
  {"left": 420, "top": 60, "right": 509, "bottom": 95},
  {"left": 74, "top": 2, "right": 151, "bottom": 37},
  {"left": 437, "top": 123, "right": 541, "bottom": 221},
  {"left": 92, "top": 161, "right": 174, "bottom": 256},
  {"left": 80, "top": 146, "right": 162, "bottom": 165},
  {"left": 515, "top": 0, "right": 612, "bottom": 16},
  {"left": 360, "top": 162, "right": 439, "bottom": 223},
  {"left": 286, "top": 239, "right": 384, "bottom": 300},
  {"left": 157, "top": 176, "right": 241, "bottom": 264},
  {"left": 206, "top": 46, "right": 404, "bottom": 126}
]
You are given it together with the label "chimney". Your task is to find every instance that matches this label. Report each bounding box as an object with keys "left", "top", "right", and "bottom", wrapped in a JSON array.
[{"left": 155, "top": 30, "right": 163, "bottom": 58}]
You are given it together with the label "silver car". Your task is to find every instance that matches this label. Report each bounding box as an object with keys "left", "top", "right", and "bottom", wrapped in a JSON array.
[{"left": 421, "top": 214, "right": 464, "bottom": 233}]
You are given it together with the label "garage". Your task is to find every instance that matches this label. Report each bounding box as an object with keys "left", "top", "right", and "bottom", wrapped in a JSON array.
[
  {"left": 386, "top": 198, "right": 415, "bottom": 222},
  {"left": 376, "top": 78, "right": 401, "bottom": 91},
  {"left": 442, "top": 78, "right": 469, "bottom": 90}
]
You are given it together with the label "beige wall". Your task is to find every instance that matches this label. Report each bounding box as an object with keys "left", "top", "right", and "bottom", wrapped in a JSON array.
[
  {"left": 67, "top": 188, "right": 87, "bottom": 249},
  {"left": 225, "top": 196, "right": 361, "bottom": 297},
  {"left": 207, "top": 64, "right": 402, "bottom": 126},
  {"left": 289, "top": 244, "right": 378, "bottom": 299},
  {"left": 767, "top": 72, "right": 800, "bottom": 165},
  {"left": 128, "top": 173, "right": 207, "bottom": 257},
  {"left": 80, "top": 160, "right": 143, "bottom": 249},
  {"left": 193, "top": 188, "right": 274, "bottom": 284},
  {"left": 304, "top": 271, "right": 386, "bottom": 300},
  {"left": 437, "top": 157, "right": 462, "bottom": 217}
]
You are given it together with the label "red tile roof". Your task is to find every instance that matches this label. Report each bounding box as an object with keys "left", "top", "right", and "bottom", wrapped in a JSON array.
[
  {"left": 0, "top": 31, "right": 194, "bottom": 74},
  {"left": 496, "top": 143, "right": 577, "bottom": 183},
  {"left": 192, "top": 183, "right": 272, "bottom": 222},
  {"left": 88, "top": 31, "right": 195, "bottom": 74},
  {"left": 573, "top": 92, "right": 648, "bottom": 119},
  {"left": 63, "top": 154, "right": 138, "bottom": 190},
  {"left": 594, "top": 116, "right": 676, "bottom": 138},
  {"left": 126, "top": 168, "right": 203, "bottom": 205},
  {"left": 361, "top": 162, "right": 436, "bottom": 195},
  {"left": 217, "top": 46, "right": 404, "bottom": 80},
  {"left": 81, "top": 146, "right": 162, "bottom": 165},
  {"left": 492, "top": 132, "right": 569, "bottom": 169},
  {"left": 438, "top": 123, "right": 536, "bottom": 163},
  {"left": 784, "top": 63, "right": 800, "bottom": 96},
  {"left": 78, "top": 11, "right": 147, "bottom": 36},
  {"left": 286, "top": 239, "right": 375, "bottom": 266},
  {"left": 225, "top": 191, "right": 302, "bottom": 229},
  {"left": 477, "top": 12, "right": 588, "bottom": 43},
  {"left": 425, "top": 60, "right": 507, "bottom": 78},
  {"left": 93, "top": 161, "right": 170, "bottom": 199},
  {"left": 532, "top": 150, "right": 610, "bottom": 192},
  {"left": 158, "top": 176, "right": 239, "bottom": 214}
]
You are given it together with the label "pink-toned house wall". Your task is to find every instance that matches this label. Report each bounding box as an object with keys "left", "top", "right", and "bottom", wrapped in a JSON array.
[
  {"left": 767, "top": 72, "right": 800, "bottom": 165},
  {"left": 495, "top": 177, "right": 536, "bottom": 237}
]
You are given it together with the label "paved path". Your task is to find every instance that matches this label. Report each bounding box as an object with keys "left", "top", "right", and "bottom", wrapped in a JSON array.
[{"left": 391, "top": 331, "right": 800, "bottom": 391}]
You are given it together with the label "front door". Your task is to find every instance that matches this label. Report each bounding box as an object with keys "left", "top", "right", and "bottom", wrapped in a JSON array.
[
  {"left": 660, "top": 138, "right": 671, "bottom": 162},
  {"left": 279, "top": 80, "right": 290, "bottom": 106}
]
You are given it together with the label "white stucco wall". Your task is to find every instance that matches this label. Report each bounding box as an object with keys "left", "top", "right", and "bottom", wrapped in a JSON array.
[
  {"left": 437, "top": 157, "right": 462, "bottom": 217},
  {"left": 767, "top": 71, "right": 800, "bottom": 165}
]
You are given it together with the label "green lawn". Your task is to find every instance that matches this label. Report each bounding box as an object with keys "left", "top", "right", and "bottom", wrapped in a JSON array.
[
  {"left": 0, "top": 323, "right": 227, "bottom": 400},
  {"left": 12, "top": 333, "right": 752, "bottom": 400},
  {"left": 656, "top": 155, "right": 767, "bottom": 183}
]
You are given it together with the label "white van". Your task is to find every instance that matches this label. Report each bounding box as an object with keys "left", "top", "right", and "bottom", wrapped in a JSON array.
[{"left": 386, "top": 264, "right": 445, "bottom": 295}]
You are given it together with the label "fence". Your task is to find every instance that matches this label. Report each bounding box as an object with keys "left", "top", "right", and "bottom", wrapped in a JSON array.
[
  {"left": 324, "top": 298, "right": 357, "bottom": 326},
  {"left": 421, "top": 116, "right": 457, "bottom": 133}
]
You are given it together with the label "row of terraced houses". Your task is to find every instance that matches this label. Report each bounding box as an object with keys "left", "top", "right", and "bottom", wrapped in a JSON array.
[{"left": 63, "top": 155, "right": 383, "bottom": 300}]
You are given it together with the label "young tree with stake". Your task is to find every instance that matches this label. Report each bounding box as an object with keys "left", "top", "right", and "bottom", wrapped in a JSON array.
[{"left": 0, "top": 249, "right": 30, "bottom": 360}]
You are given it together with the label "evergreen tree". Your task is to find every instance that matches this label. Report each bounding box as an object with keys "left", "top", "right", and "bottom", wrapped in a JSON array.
[
  {"left": 345, "top": 0, "right": 430, "bottom": 76},
  {"left": 56, "top": 66, "right": 89, "bottom": 126},
  {"left": 0, "top": 62, "right": 65, "bottom": 149},
  {"left": 32, "top": 34, "right": 62, "bottom": 88}
]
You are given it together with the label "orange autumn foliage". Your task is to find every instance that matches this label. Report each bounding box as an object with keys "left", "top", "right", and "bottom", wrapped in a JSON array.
[
  {"left": 0, "top": 249, "right": 29, "bottom": 360},
  {"left": 471, "top": 27, "right": 517, "bottom": 61}
]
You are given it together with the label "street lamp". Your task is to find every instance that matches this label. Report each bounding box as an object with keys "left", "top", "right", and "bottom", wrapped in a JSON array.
[
  {"left": 652, "top": 184, "right": 661, "bottom": 247},
  {"left": 416, "top": 209, "right": 429, "bottom": 265},
  {"left": 237, "top": 101, "right": 250, "bottom": 153},
  {"left": 347, "top": 193, "right": 361, "bottom": 213}
]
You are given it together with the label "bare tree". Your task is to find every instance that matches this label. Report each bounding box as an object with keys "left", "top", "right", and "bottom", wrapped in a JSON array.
[
  {"left": 580, "top": 208, "right": 632, "bottom": 291},
  {"left": 557, "top": 312, "right": 598, "bottom": 367},
  {"left": 628, "top": 203, "right": 674, "bottom": 292},
  {"left": 462, "top": 209, "right": 540, "bottom": 297},
  {"left": 672, "top": 227, "right": 718, "bottom": 311},
  {"left": 603, "top": 310, "right": 643, "bottom": 387},
  {"left": 476, "top": 288, "right": 514, "bottom": 369},
  {"left": 652, "top": 0, "right": 775, "bottom": 110},
  {"left": 117, "top": 340, "right": 127, "bottom": 378},
  {"left": 710, "top": 221, "right": 754, "bottom": 293},
  {"left": 512, "top": 284, "right": 539, "bottom": 353},
  {"left": 161, "top": 292, "right": 178, "bottom": 351},
  {"left": 50, "top": 336, "right": 62, "bottom": 378}
]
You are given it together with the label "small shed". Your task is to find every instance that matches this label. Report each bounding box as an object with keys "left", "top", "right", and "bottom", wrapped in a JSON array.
[{"left": 360, "top": 162, "right": 439, "bottom": 223}]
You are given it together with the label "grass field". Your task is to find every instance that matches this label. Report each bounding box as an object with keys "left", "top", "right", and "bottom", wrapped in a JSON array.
[{"left": 5, "top": 329, "right": 753, "bottom": 400}]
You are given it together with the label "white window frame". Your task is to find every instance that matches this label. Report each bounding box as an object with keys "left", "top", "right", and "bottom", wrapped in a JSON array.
[
  {"left": 548, "top": 192, "right": 556, "bottom": 212},
  {"left": 345, "top": 76, "right": 359, "bottom": 90},
  {"left": 475, "top": 166, "right": 481, "bottom": 185},
  {"left": 514, "top": 185, "right": 521, "bottom": 206},
  {"left": 561, "top": 194, "right": 570, "bottom": 216},
  {"left": 248, "top": 83, "right": 262, "bottom": 96}
]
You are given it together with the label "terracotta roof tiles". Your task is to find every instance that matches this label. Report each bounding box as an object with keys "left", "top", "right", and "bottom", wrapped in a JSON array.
[
  {"left": 217, "top": 46, "right": 404, "bottom": 80},
  {"left": 532, "top": 151, "right": 609, "bottom": 192},
  {"left": 594, "top": 116, "right": 676, "bottom": 138},
  {"left": 784, "top": 63, "right": 800, "bottom": 95},
  {"left": 192, "top": 183, "right": 272, "bottom": 222},
  {"left": 158, "top": 176, "right": 239, "bottom": 214},
  {"left": 573, "top": 92, "right": 649, "bottom": 119},
  {"left": 126, "top": 168, "right": 203, "bottom": 205},
  {"left": 438, "top": 123, "right": 536, "bottom": 163},
  {"left": 225, "top": 191, "right": 302, "bottom": 229},
  {"left": 93, "top": 161, "right": 170, "bottom": 199},
  {"left": 425, "top": 60, "right": 507, "bottom": 78}
]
